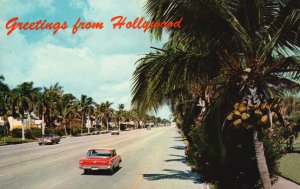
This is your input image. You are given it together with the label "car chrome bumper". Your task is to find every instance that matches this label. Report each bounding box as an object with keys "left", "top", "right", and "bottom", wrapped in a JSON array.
[
  {"left": 38, "top": 141, "right": 52, "bottom": 144},
  {"left": 79, "top": 166, "right": 111, "bottom": 170}
]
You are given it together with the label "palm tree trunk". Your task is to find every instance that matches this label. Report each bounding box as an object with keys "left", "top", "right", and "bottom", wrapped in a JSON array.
[
  {"left": 69, "top": 121, "right": 72, "bottom": 136},
  {"left": 42, "top": 113, "right": 45, "bottom": 135},
  {"left": 63, "top": 120, "right": 68, "bottom": 136},
  {"left": 81, "top": 115, "right": 84, "bottom": 135},
  {"left": 21, "top": 115, "right": 25, "bottom": 141},
  {"left": 106, "top": 117, "right": 109, "bottom": 131},
  {"left": 253, "top": 130, "right": 272, "bottom": 189}
]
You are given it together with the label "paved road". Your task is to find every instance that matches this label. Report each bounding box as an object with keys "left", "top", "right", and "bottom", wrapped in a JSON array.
[{"left": 0, "top": 126, "right": 207, "bottom": 189}]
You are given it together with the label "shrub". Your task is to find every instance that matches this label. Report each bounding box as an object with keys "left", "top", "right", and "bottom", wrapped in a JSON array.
[{"left": 11, "top": 129, "right": 22, "bottom": 138}]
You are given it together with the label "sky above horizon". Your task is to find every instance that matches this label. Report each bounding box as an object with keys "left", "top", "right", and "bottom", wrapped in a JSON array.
[{"left": 0, "top": 0, "right": 171, "bottom": 119}]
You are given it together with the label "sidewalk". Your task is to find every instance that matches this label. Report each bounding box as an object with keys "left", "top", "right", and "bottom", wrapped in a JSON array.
[{"left": 272, "top": 176, "right": 300, "bottom": 189}]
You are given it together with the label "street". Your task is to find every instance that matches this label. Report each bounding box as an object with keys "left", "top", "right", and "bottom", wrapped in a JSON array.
[{"left": 0, "top": 126, "right": 206, "bottom": 189}]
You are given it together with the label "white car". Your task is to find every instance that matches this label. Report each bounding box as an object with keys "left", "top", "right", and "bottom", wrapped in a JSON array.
[{"left": 111, "top": 130, "right": 120, "bottom": 135}]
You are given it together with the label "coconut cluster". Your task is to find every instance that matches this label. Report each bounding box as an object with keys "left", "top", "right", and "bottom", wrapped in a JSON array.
[{"left": 225, "top": 100, "right": 281, "bottom": 129}]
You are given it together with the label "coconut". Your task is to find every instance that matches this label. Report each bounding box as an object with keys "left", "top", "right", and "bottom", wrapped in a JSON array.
[
  {"left": 238, "top": 105, "right": 247, "bottom": 113},
  {"left": 234, "top": 110, "right": 241, "bottom": 116},
  {"left": 233, "top": 119, "right": 242, "bottom": 127},
  {"left": 261, "top": 115, "right": 269, "bottom": 124},
  {"left": 241, "top": 113, "right": 250, "bottom": 120}
]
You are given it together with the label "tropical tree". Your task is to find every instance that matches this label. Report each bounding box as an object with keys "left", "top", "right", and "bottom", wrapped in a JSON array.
[
  {"left": 132, "top": 0, "right": 300, "bottom": 188},
  {"left": 102, "top": 101, "right": 114, "bottom": 131},
  {"left": 129, "top": 108, "right": 143, "bottom": 129},
  {"left": 115, "top": 104, "right": 125, "bottom": 130},
  {"left": 67, "top": 101, "right": 80, "bottom": 136},
  {"left": 78, "top": 95, "right": 94, "bottom": 134},
  {"left": 95, "top": 103, "right": 106, "bottom": 129},
  {"left": 0, "top": 75, "right": 11, "bottom": 136},
  {"left": 0, "top": 76, "right": 10, "bottom": 117},
  {"left": 57, "top": 93, "right": 76, "bottom": 135},
  {"left": 42, "top": 83, "right": 63, "bottom": 129},
  {"left": 11, "top": 82, "right": 40, "bottom": 140}
]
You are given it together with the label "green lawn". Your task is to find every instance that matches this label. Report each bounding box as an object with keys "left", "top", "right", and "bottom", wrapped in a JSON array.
[
  {"left": 279, "top": 134, "right": 300, "bottom": 184},
  {"left": 0, "top": 136, "right": 36, "bottom": 145}
]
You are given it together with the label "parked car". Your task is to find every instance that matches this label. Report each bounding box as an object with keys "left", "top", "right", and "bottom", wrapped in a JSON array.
[
  {"left": 79, "top": 148, "right": 122, "bottom": 174},
  {"left": 100, "top": 130, "right": 109, "bottom": 134},
  {"left": 111, "top": 130, "right": 120, "bottom": 135},
  {"left": 91, "top": 131, "right": 101, "bottom": 135},
  {"left": 37, "top": 134, "right": 60, "bottom": 145}
]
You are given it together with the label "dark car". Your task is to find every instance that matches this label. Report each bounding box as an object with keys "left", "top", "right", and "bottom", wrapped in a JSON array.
[
  {"left": 91, "top": 131, "right": 101, "bottom": 135},
  {"left": 37, "top": 134, "right": 61, "bottom": 145}
]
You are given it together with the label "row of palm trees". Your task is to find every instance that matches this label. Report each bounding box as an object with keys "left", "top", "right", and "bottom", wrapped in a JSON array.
[
  {"left": 0, "top": 77, "right": 168, "bottom": 140},
  {"left": 132, "top": 0, "right": 300, "bottom": 188}
]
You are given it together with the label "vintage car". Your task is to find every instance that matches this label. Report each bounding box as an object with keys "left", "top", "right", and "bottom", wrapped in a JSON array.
[
  {"left": 100, "top": 130, "right": 109, "bottom": 134},
  {"left": 79, "top": 148, "right": 122, "bottom": 174},
  {"left": 91, "top": 131, "right": 101, "bottom": 135},
  {"left": 111, "top": 130, "right": 120, "bottom": 135},
  {"left": 37, "top": 134, "right": 60, "bottom": 145}
]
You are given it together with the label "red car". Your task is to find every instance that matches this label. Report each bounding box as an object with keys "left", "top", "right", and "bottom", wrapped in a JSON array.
[
  {"left": 37, "top": 134, "right": 60, "bottom": 145},
  {"left": 79, "top": 148, "right": 122, "bottom": 174}
]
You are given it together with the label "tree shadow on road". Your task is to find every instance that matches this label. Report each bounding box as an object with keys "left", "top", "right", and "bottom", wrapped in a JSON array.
[
  {"left": 143, "top": 169, "right": 200, "bottom": 183},
  {"left": 170, "top": 145, "right": 185, "bottom": 150},
  {"left": 165, "top": 154, "right": 187, "bottom": 164}
]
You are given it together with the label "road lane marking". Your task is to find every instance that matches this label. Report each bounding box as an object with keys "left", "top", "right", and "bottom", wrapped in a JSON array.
[
  {"left": 46, "top": 177, "right": 70, "bottom": 189},
  {"left": 130, "top": 142, "right": 165, "bottom": 189}
]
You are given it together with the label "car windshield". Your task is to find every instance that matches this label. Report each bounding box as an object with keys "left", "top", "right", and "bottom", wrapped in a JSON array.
[
  {"left": 42, "top": 135, "right": 53, "bottom": 138},
  {"left": 87, "top": 150, "right": 112, "bottom": 157}
]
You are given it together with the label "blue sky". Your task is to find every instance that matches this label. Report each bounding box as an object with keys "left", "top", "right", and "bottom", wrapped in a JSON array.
[{"left": 0, "top": 0, "right": 171, "bottom": 119}]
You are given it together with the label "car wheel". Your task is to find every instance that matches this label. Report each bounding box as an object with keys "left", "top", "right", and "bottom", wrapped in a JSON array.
[
  {"left": 110, "top": 167, "right": 114, "bottom": 175},
  {"left": 38, "top": 143, "right": 42, "bottom": 146},
  {"left": 84, "top": 169, "right": 90, "bottom": 174}
]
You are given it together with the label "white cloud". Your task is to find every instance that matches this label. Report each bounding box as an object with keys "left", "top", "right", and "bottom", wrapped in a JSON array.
[
  {"left": 0, "top": 0, "right": 171, "bottom": 119},
  {"left": 0, "top": 0, "right": 55, "bottom": 19}
]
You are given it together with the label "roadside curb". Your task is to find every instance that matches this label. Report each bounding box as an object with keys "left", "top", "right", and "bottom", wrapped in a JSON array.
[{"left": 278, "top": 175, "right": 300, "bottom": 186}]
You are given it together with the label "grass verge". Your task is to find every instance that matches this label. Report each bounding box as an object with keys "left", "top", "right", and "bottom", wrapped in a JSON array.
[
  {"left": 279, "top": 134, "right": 300, "bottom": 184},
  {"left": 0, "top": 136, "right": 36, "bottom": 145}
]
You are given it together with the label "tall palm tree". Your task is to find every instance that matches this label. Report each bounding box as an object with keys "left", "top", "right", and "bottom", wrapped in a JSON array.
[
  {"left": 42, "top": 83, "right": 63, "bottom": 129},
  {"left": 102, "top": 101, "right": 114, "bottom": 131},
  {"left": 115, "top": 104, "right": 125, "bottom": 130},
  {"left": 11, "top": 82, "right": 40, "bottom": 140},
  {"left": 57, "top": 93, "right": 76, "bottom": 136},
  {"left": 0, "top": 75, "right": 11, "bottom": 136},
  {"left": 78, "top": 95, "right": 94, "bottom": 135},
  {"left": 95, "top": 103, "right": 106, "bottom": 129},
  {"left": 132, "top": 1, "right": 300, "bottom": 188},
  {"left": 67, "top": 101, "right": 80, "bottom": 136},
  {"left": 0, "top": 75, "right": 10, "bottom": 117}
]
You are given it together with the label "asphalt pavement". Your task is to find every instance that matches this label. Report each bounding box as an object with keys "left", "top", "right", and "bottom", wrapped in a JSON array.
[
  {"left": 0, "top": 126, "right": 298, "bottom": 189},
  {"left": 0, "top": 126, "right": 208, "bottom": 189}
]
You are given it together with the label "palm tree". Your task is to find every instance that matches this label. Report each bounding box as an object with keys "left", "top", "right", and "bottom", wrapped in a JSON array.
[
  {"left": 42, "top": 83, "right": 63, "bottom": 129},
  {"left": 115, "top": 104, "right": 125, "bottom": 130},
  {"left": 57, "top": 93, "right": 76, "bottom": 136},
  {"left": 95, "top": 103, "right": 106, "bottom": 129},
  {"left": 78, "top": 95, "right": 94, "bottom": 135},
  {"left": 102, "top": 101, "right": 114, "bottom": 131},
  {"left": 132, "top": 1, "right": 300, "bottom": 188},
  {"left": 11, "top": 82, "right": 40, "bottom": 140},
  {"left": 0, "top": 75, "right": 11, "bottom": 136},
  {"left": 67, "top": 101, "right": 80, "bottom": 136}
]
